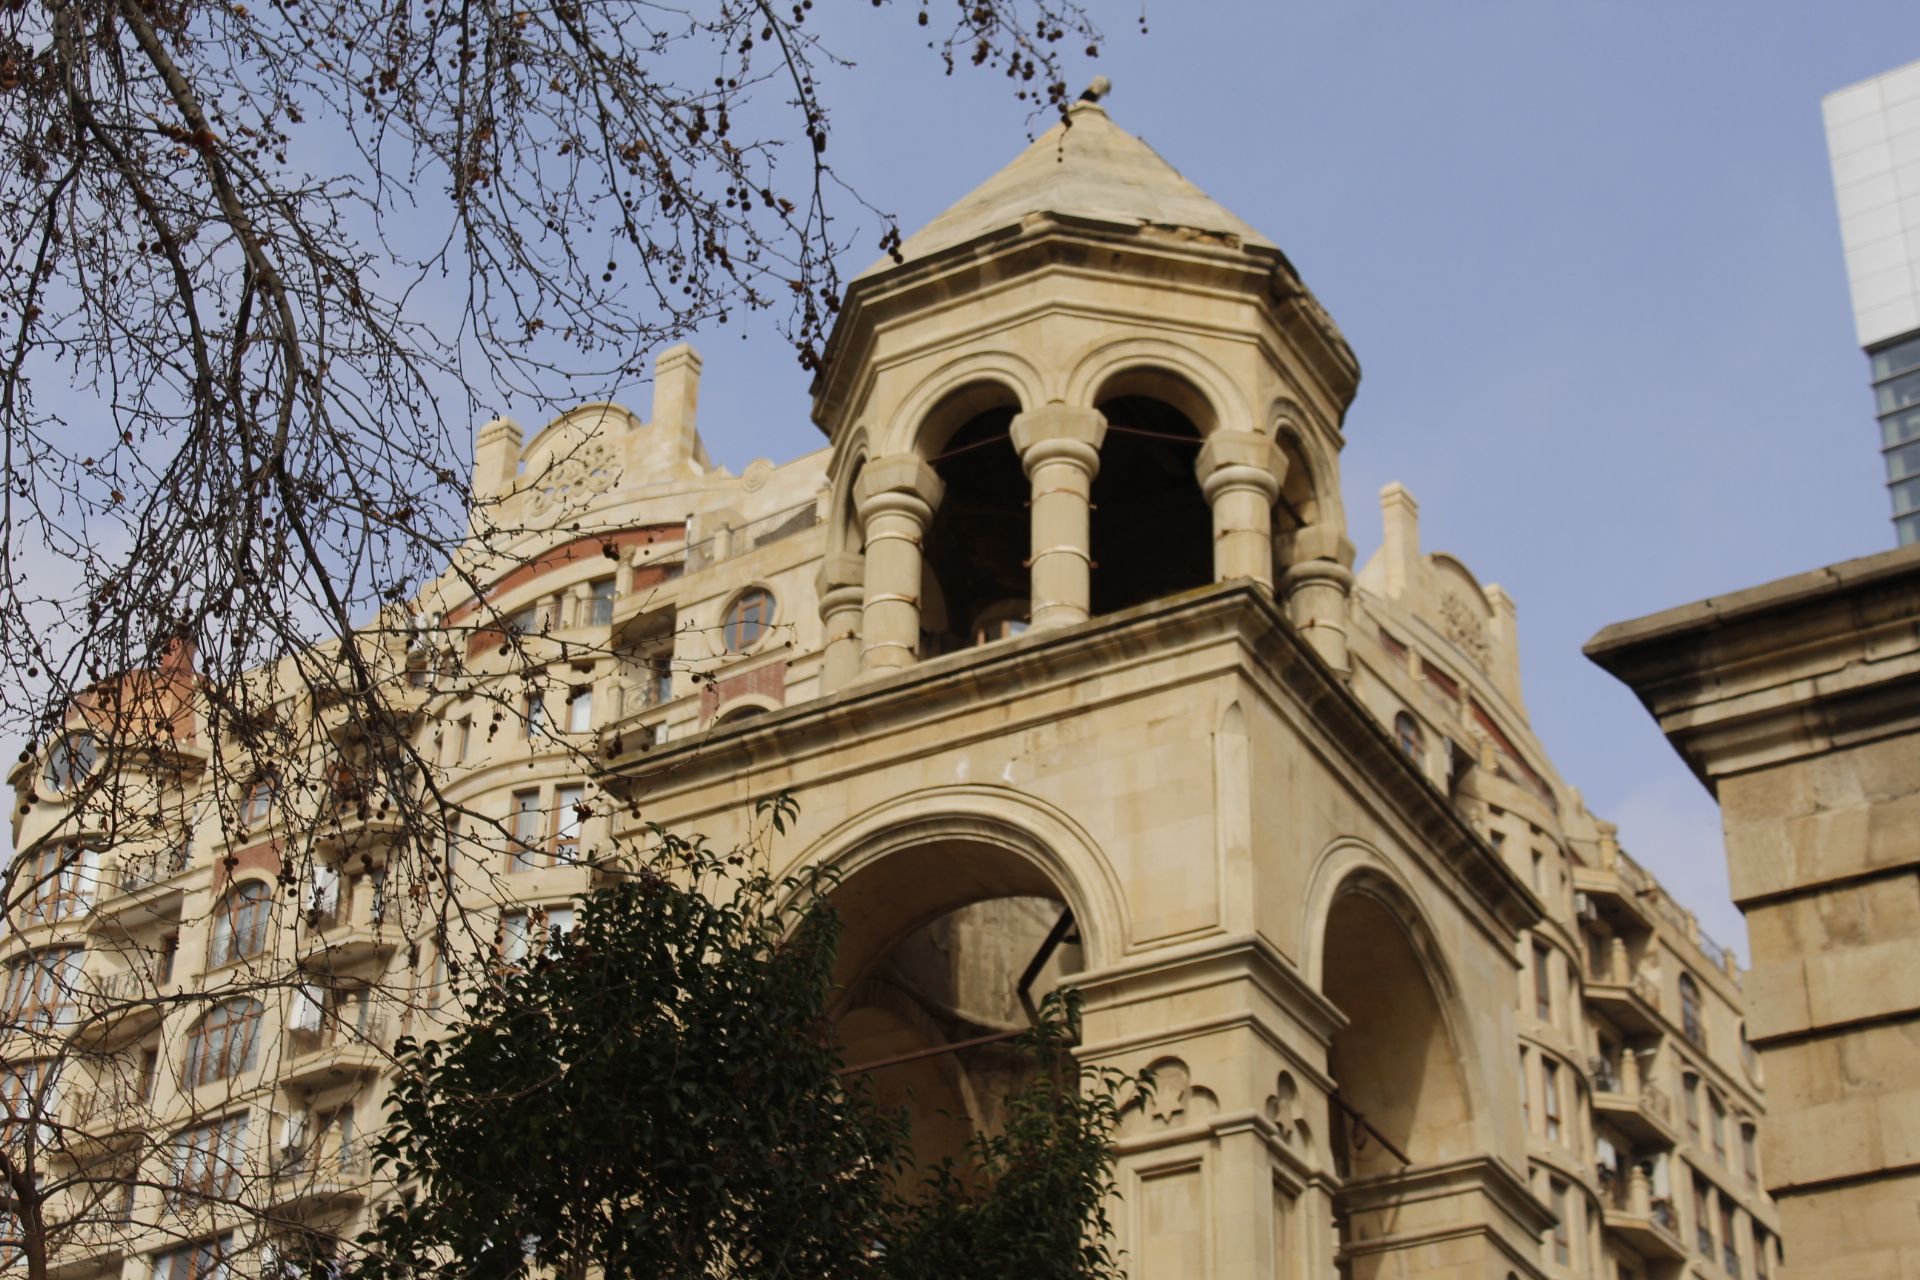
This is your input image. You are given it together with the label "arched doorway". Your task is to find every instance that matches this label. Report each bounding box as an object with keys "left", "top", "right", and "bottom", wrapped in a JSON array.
[
  {"left": 1320, "top": 882, "right": 1474, "bottom": 1275},
  {"left": 1089, "top": 391, "right": 1213, "bottom": 615},
  {"left": 824, "top": 837, "right": 1084, "bottom": 1177}
]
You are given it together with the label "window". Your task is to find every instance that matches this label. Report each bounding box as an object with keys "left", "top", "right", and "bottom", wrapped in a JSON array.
[
  {"left": 170, "top": 1113, "right": 247, "bottom": 1200},
  {"left": 241, "top": 778, "right": 275, "bottom": 828},
  {"left": 553, "top": 785, "right": 584, "bottom": 862},
  {"left": 722, "top": 587, "right": 774, "bottom": 652},
  {"left": 23, "top": 843, "right": 95, "bottom": 923},
  {"left": 1393, "top": 711, "right": 1423, "bottom": 762},
  {"left": 208, "top": 882, "right": 271, "bottom": 967},
  {"left": 589, "top": 577, "right": 617, "bottom": 626},
  {"left": 152, "top": 1234, "right": 234, "bottom": 1280},
  {"left": 501, "top": 906, "right": 573, "bottom": 966},
  {"left": 510, "top": 790, "right": 542, "bottom": 870},
  {"left": 157, "top": 933, "right": 179, "bottom": 985},
  {"left": 522, "top": 691, "right": 547, "bottom": 739},
  {"left": 184, "top": 998, "right": 263, "bottom": 1087},
  {"left": 3, "top": 947, "right": 85, "bottom": 1032},
  {"left": 138, "top": 1047, "right": 160, "bottom": 1102},
  {"left": 1719, "top": 1192, "right": 1740, "bottom": 1275},
  {"left": 506, "top": 605, "right": 538, "bottom": 636},
  {"left": 1549, "top": 1178, "right": 1571, "bottom": 1265},
  {"left": 567, "top": 686, "right": 593, "bottom": 734},
  {"left": 649, "top": 655, "right": 674, "bottom": 704},
  {"left": 1543, "top": 1060, "right": 1562, "bottom": 1143},
  {"left": 1741, "top": 1123, "right": 1759, "bottom": 1187},
  {"left": 1533, "top": 943, "right": 1553, "bottom": 1023},
  {"left": 1710, "top": 1091, "right": 1728, "bottom": 1165},
  {"left": 1, "top": 1059, "right": 62, "bottom": 1147},
  {"left": 1752, "top": 1223, "right": 1772, "bottom": 1280},
  {"left": 42, "top": 731, "right": 98, "bottom": 793},
  {"left": 1683, "top": 1072, "right": 1701, "bottom": 1143},
  {"left": 1693, "top": 1176, "right": 1714, "bottom": 1257},
  {"left": 1531, "top": 849, "right": 1544, "bottom": 893},
  {"left": 1520, "top": 1049, "right": 1531, "bottom": 1133},
  {"left": 1680, "top": 971, "right": 1706, "bottom": 1048},
  {"left": 1873, "top": 335, "right": 1920, "bottom": 544},
  {"left": 457, "top": 716, "right": 473, "bottom": 761}
]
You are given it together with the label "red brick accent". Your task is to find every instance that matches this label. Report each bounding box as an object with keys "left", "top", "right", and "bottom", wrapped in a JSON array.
[
  {"left": 214, "top": 838, "right": 283, "bottom": 891},
  {"left": 445, "top": 524, "right": 683, "bottom": 625},
  {"left": 701, "top": 660, "right": 788, "bottom": 722}
]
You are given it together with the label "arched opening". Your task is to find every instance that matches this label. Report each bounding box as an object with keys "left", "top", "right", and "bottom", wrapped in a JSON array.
[
  {"left": 1270, "top": 426, "right": 1325, "bottom": 570},
  {"left": 1089, "top": 389, "right": 1213, "bottom": 616},
  {"left": 921, "top": 391, "right": 1029, "bottom": 656},
  {"left": 826, "top": 838, "right": 1083, "bottom": 1180},
  {"left": 1320, "top": 886, "right": 1472, "bottom": 1180}
]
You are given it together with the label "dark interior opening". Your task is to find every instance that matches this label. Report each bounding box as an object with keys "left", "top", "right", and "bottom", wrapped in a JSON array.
[
  {"left": 1090, "top": 396, "right": 1213, "bottom": 616},
  {"left": 922, "top": 407, "right": 1029, "bottom": 656}
]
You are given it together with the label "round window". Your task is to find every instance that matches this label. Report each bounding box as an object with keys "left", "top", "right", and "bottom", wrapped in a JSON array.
[
  {"left": 43, "top": 732, "right": 98, "bottom": 794},
  {"left": 723, "top": 588, "right": 775, "bottom": 653}
]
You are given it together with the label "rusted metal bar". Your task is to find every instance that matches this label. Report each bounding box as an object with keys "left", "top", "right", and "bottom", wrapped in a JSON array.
[
  {"left": 1328, "top": 1090, "right": 1413, "bottom": 1167},
  {"left": 835, "top": 1027, "right": 1028, "bottom": 1078}
]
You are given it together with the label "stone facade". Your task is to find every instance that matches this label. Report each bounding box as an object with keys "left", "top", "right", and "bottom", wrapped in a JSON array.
[
  {"left": 5, "top": 99, "right": 1775, "bottom": 1280},
  {"left": 1588, "top": 543, "right": 1920, "bottom": 1280}
]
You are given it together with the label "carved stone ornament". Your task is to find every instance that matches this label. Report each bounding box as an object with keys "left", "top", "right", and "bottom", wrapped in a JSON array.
[
  {"left": 1439, "top": 591, "right": 1491, "bottom": 668},
  {"left": 528, "top": 440, "right": 617, "bottom": 517},
  {"left": 741, "top": 458, "right": 774, "bottom": 493}
]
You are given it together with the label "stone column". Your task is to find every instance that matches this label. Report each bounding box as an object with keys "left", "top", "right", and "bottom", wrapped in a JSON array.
[
  {"left": 1010, "top": 403, "right": 1107, "bottom": 631},
  {"left": 855, "top": 455, "right": 944, "bottom": 675},
  {"left": 814, "top": 551, "right": 866, "bottom": 694},
  {"left": 1279, "top": 523, "right": 1356, "bottom": 677},
  {"left": 1195, "top": 431, "right": 1285, "bottom": 591}
]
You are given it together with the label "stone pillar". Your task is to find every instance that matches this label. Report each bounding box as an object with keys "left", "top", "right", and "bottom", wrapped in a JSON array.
[
  {"left": 815, "top": 551, "right": 866, "bottom": 694},
  {"left": 1280, "top": 523, "right": 1356, "bottom": 677},
  {"left": 1195, "top": 431, "right": 1286, "bottom": 591},
  {"left": 1010, "top": 404, "right": 1107, "bottom": 631},
  {"left": 855, "top": 455, "right": 944, "bottom": 675}
]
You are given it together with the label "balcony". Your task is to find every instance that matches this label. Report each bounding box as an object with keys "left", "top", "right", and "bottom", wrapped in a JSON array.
[
  {"left": 279, "top": 1015, "right": 391, "bottom": 1091},
  {"left": 88, "top": 846, "right": 191, "bottom": 931},
  {"left": 70, "top": 967, "right": 167, "bottom": 1048},
  {"left": 1574, "top": 848, "right": 1659, "bottom": 935},
  {"left": 1584, "top": 939, "right": 1664, "bottom": 1037},
  {"left": 64, "top": 1084, "right": 148, "bottom": 1159},
  {"left": 1592, "top": 1078, "right": 1679, "bottom": 1148},
  {"left": 296, "top": 894, "right": 400, "bottom": 972},
  {"left": 1600, "top": 1166, "right": 1688, "bottom": 1262},
  {"left": 268, "top": 1140, "right": 372, "bottom": 1212}
]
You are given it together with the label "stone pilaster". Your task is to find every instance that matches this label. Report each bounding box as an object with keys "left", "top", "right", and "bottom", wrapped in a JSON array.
[
  {"left": 854, "top": 454, "right": 944, "bottom": 675},
  {"left": 1195, "top": 431, "right": 1286, "bottom": 592},
  {"left": 1011, "top": 404, "right": 1107, "bottom": 631}
]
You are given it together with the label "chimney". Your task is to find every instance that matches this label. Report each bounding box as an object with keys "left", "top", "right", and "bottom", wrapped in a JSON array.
[
  {"left": 651, "top": 344, "right": 703, "bottom": 464},
  {"left": 1379, "top": 482, "right": 1420, "bottom": 598},
  {"left": 473, "top": 417, "right": 524, "bottom": 502}
]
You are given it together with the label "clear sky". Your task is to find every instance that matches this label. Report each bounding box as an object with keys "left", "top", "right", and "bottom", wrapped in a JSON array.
[{"left": 623, "top": 1, "right": 1920, "bottom": 959}]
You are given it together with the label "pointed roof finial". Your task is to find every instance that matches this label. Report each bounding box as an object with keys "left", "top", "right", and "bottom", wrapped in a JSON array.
[{"left": 1078, "top": 75, "right": 1111, "bottom": 104}]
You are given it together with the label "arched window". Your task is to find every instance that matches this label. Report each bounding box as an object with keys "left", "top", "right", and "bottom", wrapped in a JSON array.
[
  {"left": 1709, "top": 1090, "right": 1727, "bottom": 1163},
  {"left": 43, "top": 731, "right": 98, "bottom": 793},
  {"left": 241, "top": 777, "right": 276, "bottom": 828},
  {"left": 1679, "top": 971, "right": 1706, "bottom": 1047},
  {"left": 1682, "top": 1071, "right": 1701, "bottom": 1141},
  {"left": 184, "top": 997, "right": 264, "bottom": 1086},
  {"left": 715, "top": 703, "right": 769, "bottom": 726},
  {"left": 722, "top": 588, "right": 774, "bottom": 652},
  {"left": 208, "top": 882, "right": 271, "bottom": 968},
  {"left": 1394, "top": 711, "right": 1425, "bottom": 762}
]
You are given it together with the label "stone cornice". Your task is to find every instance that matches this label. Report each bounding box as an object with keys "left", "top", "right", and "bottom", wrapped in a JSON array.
[
  {"left": 1586, "top": 543, "right": 1920, "bottom": 787},
  {"left": 596, "top": 583, "right": 1538, "bottom": 938}
]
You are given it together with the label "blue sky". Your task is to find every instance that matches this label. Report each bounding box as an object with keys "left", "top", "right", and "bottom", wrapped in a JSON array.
[{"left": 633, "top": 2, "right": 1920, "bottom": 957}]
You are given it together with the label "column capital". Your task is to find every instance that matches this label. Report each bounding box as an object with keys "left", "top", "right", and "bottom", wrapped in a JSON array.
[
  {"left": 1287, "top": 523, "right": 1355, "bottom": 569},
  {"left": 855, "top": 453, "right": 944, "bottom": 519},
  {"left": 1011, "top": 402, "right": 1107, "bottom": 455},
  {"left": 1195, "top": 431, "right": 1286, "bottom": 502},
  {"left": 814, "top": 551, "right": 866, "bottom": 601}
]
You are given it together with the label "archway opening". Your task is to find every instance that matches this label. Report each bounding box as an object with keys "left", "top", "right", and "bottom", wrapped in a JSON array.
[
  {"left": 1271, "top": 430, "right": 1322, "bottom": 570},
  {"left": 826, "top": 839, "right": 1083, "bottom": 1180},
  {"left": 1320, "top": 888, "right": 1471, "bottom": 1181},
  {"left": 1089, "top": 394, "right": 1212, "bottom": 615},
  {"left": 922, "top": 405, "right": 1029, "bottom": 656}
]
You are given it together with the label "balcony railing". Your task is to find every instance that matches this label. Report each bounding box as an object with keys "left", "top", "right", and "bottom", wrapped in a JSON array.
[{"left": 114, "top": 844, "right": 190, "bottom": 896}]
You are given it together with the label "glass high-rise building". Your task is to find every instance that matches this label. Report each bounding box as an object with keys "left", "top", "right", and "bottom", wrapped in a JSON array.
[{"left": 1824, "top": 58, "right": 1920, "bottom": 546}]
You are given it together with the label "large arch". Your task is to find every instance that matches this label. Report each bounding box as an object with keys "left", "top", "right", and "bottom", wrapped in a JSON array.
[{"left": 791, "top": 791, "right": 1123, "bottom": 1179}]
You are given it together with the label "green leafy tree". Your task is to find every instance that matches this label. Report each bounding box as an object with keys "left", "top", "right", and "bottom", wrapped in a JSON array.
[{"left": 342, "top": 806, "right": 1135, "bottom": 1280}]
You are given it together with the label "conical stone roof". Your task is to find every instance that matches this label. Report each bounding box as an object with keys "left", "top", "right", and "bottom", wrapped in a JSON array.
[{"left": 862, "top": 98, "right": 1274, "bottom": 277}]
